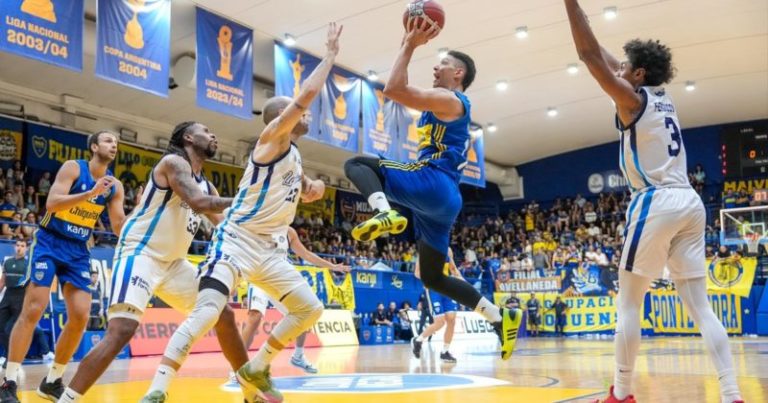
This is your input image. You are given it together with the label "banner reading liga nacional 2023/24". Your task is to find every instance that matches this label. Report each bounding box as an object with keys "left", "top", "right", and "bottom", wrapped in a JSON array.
[
  {"left": 196, "top": 7, "right": 253, "bottom": 120},
  {"left": 96, "top": 0, "right": 170, "bottom": 97},
  {"left": 0, "top": 0, "right": 84, "bottom": 71}
]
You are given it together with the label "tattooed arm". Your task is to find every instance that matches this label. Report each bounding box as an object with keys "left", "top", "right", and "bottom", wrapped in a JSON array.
[{"left": 159, "top": 155, "right": 233, "bottom": 214}]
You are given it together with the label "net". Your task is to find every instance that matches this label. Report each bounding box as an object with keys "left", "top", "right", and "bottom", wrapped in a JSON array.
[{"left": 745, "top": 233, "right": 762, "bottom": 254}]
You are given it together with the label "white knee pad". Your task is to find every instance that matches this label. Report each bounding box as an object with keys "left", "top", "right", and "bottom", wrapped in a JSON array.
[
  {"left": 269, "top": 284, "right": 324, "bottom": 345},
  {"left": 163, "top": 288, "right": 228, "bottom": 365}
]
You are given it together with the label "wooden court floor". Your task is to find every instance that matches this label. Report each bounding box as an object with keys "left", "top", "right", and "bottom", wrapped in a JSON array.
[{"left": 9, "top": 337, "right": 768, "bottom": 402}]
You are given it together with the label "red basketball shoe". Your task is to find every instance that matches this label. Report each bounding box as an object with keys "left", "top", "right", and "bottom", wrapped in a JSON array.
[{"left": 592, "top": 386, "right": 636, "bottom": 403}]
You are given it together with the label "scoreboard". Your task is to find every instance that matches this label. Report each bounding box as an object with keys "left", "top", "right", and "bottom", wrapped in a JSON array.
[{"left": 721, "top": 120, "right": 768, "bottom": 178}]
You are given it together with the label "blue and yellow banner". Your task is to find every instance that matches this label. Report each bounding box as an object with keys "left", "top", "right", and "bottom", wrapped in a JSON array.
[
  {"left": 195, "top": 8, "right": 253, "bottom": 120},
  {"left": 274, "top": 44, "right": 360, "bottom": 152},
  {"left": 706, "top": 256, "right": 757, "bottom": 297},
  {"left": 646, "top": 290, "right": 742, "bottom": 334},
  {"left": 96, "top": 0, "right": 170, "bottom": 97},
  {"left": 361, "top": 81, "right": 403, "bottom": 159},
  {"left": 317, "top": 66, "right": 361, "bottom": 152},
  {"left": 274, "top": 43, "right": 322, "bottom": 143},
  {"left": 399, "top": 113, "right": 421, "bottom": 162},
  {"left": 202, "top": 160, "right": 243, "bottom": 197},
  {"left": 0, "top": 117, "right": 24, "bottom": 169},
  {"left": 0, "top": 0, "right": 83, "bottom": 71},
  {"left": 114, "top": 143, "right": 159, "bottom": 189},
  {"left": 25, "top": 123, "right": 88, "bottom": 172},
  {"left": 297, "top": 187, "right": 336, "bottom": 225},
  {"left": 460, "top": 134, "right": 486, "bottom": 188}
]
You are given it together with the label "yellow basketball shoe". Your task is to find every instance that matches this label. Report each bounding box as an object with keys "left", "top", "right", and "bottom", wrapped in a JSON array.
[
  {"left": 496, "top": 308, "right": 522, "bottom": 360},
  {"left": 351, "top": 209, "right": 407, "bottom": 242}
]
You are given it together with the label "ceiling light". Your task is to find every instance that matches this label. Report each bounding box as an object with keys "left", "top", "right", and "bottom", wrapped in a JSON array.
[
  {"left": 495, "top": 80, "right": 509, "bottom": 91},
  {"left": 487, "top": 123, "right": 498, "bottom": 133},
  {"left": 685, "top": 81, "right": 696, "bottom": 91},
  {"left": 283, "top": 34, "right": 296, "bottom": 47},
  {"left": 567, "top": 63, "right": 579, "bottom": 75},
  {"left": 438, "top": 47, "right": 449, "bottom": 59},
  {"left": 515, "top": 26, "right": 528, "bottom": 39},
  {"left": 367, "top": 70, "right": 378, "bottom": 81},
  {"left": 603, "top": 7, "right": 618, "bottom": 20},
  {"left": 547, "top": 107, "right": 558, "bottom": 117}
]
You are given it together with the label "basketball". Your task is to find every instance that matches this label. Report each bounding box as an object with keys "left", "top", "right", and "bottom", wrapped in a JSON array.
[{"left": 403, "top": 0, "right": 445, "bottom": 30}]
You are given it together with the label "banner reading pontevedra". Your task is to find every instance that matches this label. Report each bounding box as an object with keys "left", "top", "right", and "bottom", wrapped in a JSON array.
[
  {"left": 274, "top": 43, "right": 322, "bottom": 144},
  {"left": 274, "top": 43, "right": 360, "bottom": 152},
  {"left": 0, "top": 117, "right": 24, "bottom": 169},
  {"left": 96, "top": 0, "right": 170, "bottom": 97},
  {"left": 195, "top": 7, "right": 253, "bottom": 120},
  {"left": 0, "top": 0, "right": 83, "bottom": 71},
  {"left": 362, "top": 81, "right": 407, "bottom": 160},
  {"left": 460, "top": 133, "right": 486, "bottom": 188},
  {"left": 26, "top": 123, "right": 88, "bottom": 172}
]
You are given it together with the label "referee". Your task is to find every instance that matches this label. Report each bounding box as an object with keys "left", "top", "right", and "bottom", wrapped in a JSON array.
[{"left": 0, "top": 239, "right": 28, "bottom": 362}]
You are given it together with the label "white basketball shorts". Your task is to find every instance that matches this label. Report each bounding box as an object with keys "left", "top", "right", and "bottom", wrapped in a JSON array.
[{"left": 620, "top": 186, "right": 705, "bottom": 280}]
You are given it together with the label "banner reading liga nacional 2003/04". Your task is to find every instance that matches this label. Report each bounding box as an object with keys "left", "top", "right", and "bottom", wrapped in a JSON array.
[
  {"left": 0, "top": 0, "right": 83, "bottom": 71},
  {"left": 96, "top": 0, "right": 170, "bottom": 97},
  {"left": 196, "top": 8, "right": 253, "bottom": 120}
]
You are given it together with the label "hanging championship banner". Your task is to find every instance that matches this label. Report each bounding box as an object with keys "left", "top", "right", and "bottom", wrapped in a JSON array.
[
  {"left": 114, "top": 143, "right": 160, "bottom": 189},
  {"left": 317, "top": 66, "right": 361, "bottom": 152},
  {"left": 0, "top": 0, "right": 83, "bottom": 71},
  {"left": 26, "top": 123, "right": 88, "bottom": 172},
  {"left": 0, "top": 118, "right": 24, "bottom": 169},
  {"left": 460, "top": 134, "right": 486, "bottom": 188},
  {"left": 362, "top": 81, "right": 402, "bottom": 160},
  {"left": 96, "top": 0, "right": 171, "bottom": 97},
  {"left": 195, "top": 7, "right": 253, "bottom": 120},
  {"left": 202, "top": 160, "right": 243, "bottom": 197},
  {"left": 399, "top": 112, "right": 420, "bottom": 162},
  {"left": 274, "top": 43, "right": 322, "bottom": 143}
]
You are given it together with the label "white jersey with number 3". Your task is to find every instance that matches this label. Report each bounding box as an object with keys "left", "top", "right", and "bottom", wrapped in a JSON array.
[
  {"left": 220, "top": 144, "right": 303, "bottom": 235},
  {"left": 618, "top": 86, "right": 690, "bottom": 193},
  {"left": 115, "top": 160, "right": 210, "bottom": 262}
]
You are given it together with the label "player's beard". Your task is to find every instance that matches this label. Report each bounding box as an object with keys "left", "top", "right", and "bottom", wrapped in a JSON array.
[{"left": 204, "top": 144, "right": 216, "bottom": 158}]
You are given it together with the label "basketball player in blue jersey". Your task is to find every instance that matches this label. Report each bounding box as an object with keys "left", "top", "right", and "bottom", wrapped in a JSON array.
[
  {"left": 344, "top": 18, "right": 521, "bottom": 360},
  {"left": 412, "top": 248, "right": 461, "bottom": 363},
  {"left": 148, "top": 23, "right": 341, "bottom": 403},
  {"left": 0, "top": 132, "right": 126, "bottom": 403},
  {"left": 56, "top": 122, "right": 253, "bottom": 403},
  {"left": 564, "top": 1, "right": 743, "bottom": 402}
]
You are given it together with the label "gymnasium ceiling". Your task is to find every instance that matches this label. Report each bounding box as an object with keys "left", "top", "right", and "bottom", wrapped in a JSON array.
[{"left": 0, "top": 0, "right": 766, "bottom": 169}]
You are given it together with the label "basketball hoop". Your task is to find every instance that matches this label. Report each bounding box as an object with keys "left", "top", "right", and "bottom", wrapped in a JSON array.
[{"left": 745, "top": 233, "right": 762, "bottom": 254}]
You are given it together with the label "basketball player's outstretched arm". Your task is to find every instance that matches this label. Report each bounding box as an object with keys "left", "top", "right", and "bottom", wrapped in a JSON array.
[
  {"left": 384, "top": 19, "right": 462, "bottom": 118},
  {"left": 203, "top": 182, "right": 226, "bottom": 225},
  {"left": 161, "top": 155, "right": 233, "bottom": 214},
  {"left": 287, "top": 227, "right": 349, "bottom": 272},
  {"left": 258, "top": 23, "right": 343, "bottom": 148},
  {"left": 447, "top": 248, "right": 465, "bottom": 280},
  {"left": 564, "top": 0, "right": 641, "bottom": 111},
  {"left": 45, "top": 160, "right": 116, "bottom": 213}
]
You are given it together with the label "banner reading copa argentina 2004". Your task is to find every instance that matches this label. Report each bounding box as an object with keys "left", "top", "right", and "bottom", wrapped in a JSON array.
[
  {"left": 0, "top": 0, "right": 83, "bottom": 71},
  {"left": 96, "top": 0, "right": 170, "bottom": 97},
  {"left": 196, "top": 7, "right": 253, "bottom": 120}
]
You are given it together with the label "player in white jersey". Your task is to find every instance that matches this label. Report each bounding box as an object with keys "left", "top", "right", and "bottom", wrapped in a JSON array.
[
  {"left": 236, "top": 226, "right": 349, "bottom": 377},
  {"left": 564, "top": 2, "right": 743, "bottom": 403},
  {"left": 57, "top": 122, "right": 252, "bottom": 403},
  {"left": 148, "top": 23, "right": 342, "bottom": 403}
]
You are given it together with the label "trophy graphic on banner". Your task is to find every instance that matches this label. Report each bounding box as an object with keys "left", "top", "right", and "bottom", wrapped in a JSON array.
[
  {"left": 216, "top": 25, "right": 234, "bottom": 80},
  {"left": 21, "top": 0, "right": 56, "bottom": 23},
  {"left": 375, "top": 90, "right": 385, "bottom": 132},
  {"left": 124, "top": 0, "right": 146, "bottom": 50},
  {"left": 467, "top": 138, "right": 478, "bottom": 163},
  {"left": 290, "top": 54, "right": 304, "bottom": 98},
  {"left": 332, "top": 74, "right": 354, "bottom": 121}
]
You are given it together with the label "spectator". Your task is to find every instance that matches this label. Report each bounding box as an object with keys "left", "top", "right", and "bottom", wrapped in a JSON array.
[
  {"left": 8, "top": 184, "right": 23, "bottom": 210},
  {"left": 37, "top": 171, "right": 52, "bottom": 196},
  {"left": 20, "top": 212, "right": 36, "bottom": 240},
  {"left": 549, "top": 296, "right": 569, "bottom": 336},
  {"left": 395, "top": 302, "right": 414, "bottom": 341},
  {"left": 716, "top": 245, "right": 732, "bottom": 260},
  {"left": 87, "top": 271, "right": 105, "bottom": 330},
  {"left": 386, "top": 301, "right": 398, "bottom": 323},
  {"left": 21, "top": 185, "right": 38, "bottom": 215},
  {"left": 532, "top": 248, "right": 550, "bottom": 271},
  {"left": 372, "top": 303, "right": 391, "bottom": 326},
  {"left": 526, "top": 292, "right": 542, "bottom": 337},
  {"left": 0, "top": 191, "right": 16, "bottom": 220},
  {"left": 495, "top": 268, "right": 512, "bottom": 292},
  {"left": 1, "top": 213, "right": 23, "bottom": 240}
]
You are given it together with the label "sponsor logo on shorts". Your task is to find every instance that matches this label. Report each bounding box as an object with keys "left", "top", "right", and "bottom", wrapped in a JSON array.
[
  {"left": 91, "top": 334, "right": 101, "bottom": 345},
  {"left": 130, "top": 275, "right": 152, "bottom": 296},
  {"left": 35, "top": 262, "right": 48, "bottom": 270}
]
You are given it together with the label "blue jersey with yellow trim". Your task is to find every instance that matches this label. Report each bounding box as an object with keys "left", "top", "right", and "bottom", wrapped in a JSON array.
[
  {"left": 416, "top": 91, "right": 472, "bottom": 180},
  {"left": 41, "top": 160, "right": 113, "bottom": 242}
]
